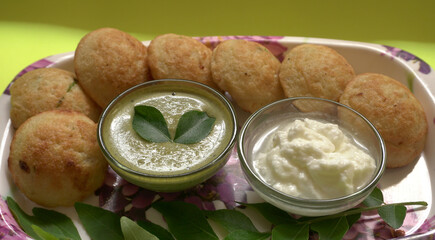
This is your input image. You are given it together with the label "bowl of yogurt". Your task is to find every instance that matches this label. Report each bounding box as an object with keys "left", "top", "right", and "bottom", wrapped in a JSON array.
[
  {"left": 98, "top": 79, "right": 237, "bottom": 192},
  {"left": 238, "top": 97, "right": 386, "bottom": 216}
]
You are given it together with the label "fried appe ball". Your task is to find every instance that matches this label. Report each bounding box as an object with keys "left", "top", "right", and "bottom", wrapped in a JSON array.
[
  {"left": 279, "top": 44, "right": 355, "bottom": 101},
  {"left": 339, "top": 73, "right": 428, "bottom": 168},
  {"left": 74, "top": 28, "right": 149, "bottom": 108},
  {"left": 9, "top": 68, "right": 101, "bottom": 129},
  {"left": 8, "top": 110, "right": 108, "bottom": 207},
  {"left": 211, "top": 39, "right": 285, "bottom": 113},
  {"left": 147, "top": 33, "right": 218, "bottom": 89}
]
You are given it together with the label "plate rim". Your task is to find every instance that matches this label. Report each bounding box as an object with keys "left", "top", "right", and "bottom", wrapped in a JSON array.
[{"left": 1, "top": 35, "right": 434, "bottom": 239}]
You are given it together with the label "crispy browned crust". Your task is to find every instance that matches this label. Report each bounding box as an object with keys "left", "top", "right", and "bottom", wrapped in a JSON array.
[
  {"left": 148, "top": 33, "right": 218, "bottom": 89},
  {"left": 339, "top": 73, "right": 428, "bottom": 168},
  {"left": 279, "top": 44, "right": 355, "bottom": 101},
  {"left": 74, "top": 28, "right": 149, "bottom": 108},
  {"left": 8, "top": 110, "right": 108, "bottom": 207},
  {"left": 10, "top": 68, "right": 101, "bottom": 128},
  {"left": 211, "top": 39, "right": 285, "bottom": 113}
]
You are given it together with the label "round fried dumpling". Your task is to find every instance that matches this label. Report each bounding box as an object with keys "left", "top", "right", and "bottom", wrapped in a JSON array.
[
  {"left": 211, "top": 39, "right": 285, "bottom": 113},
  {"left": 10, "top": 68, "right": 101, "bottom": 129},
  {"left": 74, "top": 27, "right": 149, "bottom": 108},
  {"left": 8, "top": 110, "right": 108, "bottom": 207},
  {"left": 279, "top": 44, "right": 355, "bottom": 101},
  {"left": 339, "top": 73, "right": 427, "bottom": 168},
  {"left": 148, "top": 33, "right": 218, "bottom": 89}
]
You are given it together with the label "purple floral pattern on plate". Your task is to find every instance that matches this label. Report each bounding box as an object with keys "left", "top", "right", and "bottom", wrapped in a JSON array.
[
  {"left": 98, "top": 148, "right": 252, "bottom": 221},
  {"left": 383, "top": 45, "right": 431, "bottom": 74},
  {"left": 3, "top": 59, "right": 53, "bottom": 95},
  {"left": 0, "top": 198, "right": 30, "bottom": 240},
  {"left": 197, "top": 36, "right": 288, "bottom": 61},
  {"left": 99, "top": 148, "right": 433, "bottom": 239},
  {"left": 341, "top": 208, "right": 425, "bottom": 240}
]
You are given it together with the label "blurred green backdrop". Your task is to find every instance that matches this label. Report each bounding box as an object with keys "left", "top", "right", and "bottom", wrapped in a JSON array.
[{"left": 1, "top": 0, "right": 434, "bottom": 92}]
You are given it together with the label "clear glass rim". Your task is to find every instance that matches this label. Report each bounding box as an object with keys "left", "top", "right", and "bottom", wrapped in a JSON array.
[
  {"left": 97, "top": 79, "right": 238, "bottom": 179},
  {"left": 237, "top": 96, "right": 386, "bottom": 207}
]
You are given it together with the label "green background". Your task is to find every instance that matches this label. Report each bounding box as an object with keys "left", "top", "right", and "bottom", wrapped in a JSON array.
[{"left": 1, "top": 0, "right": 434, "bottom": 92}]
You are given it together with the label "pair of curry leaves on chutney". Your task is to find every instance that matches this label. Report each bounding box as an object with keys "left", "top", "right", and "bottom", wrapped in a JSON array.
[{"left": 132, "top": 105, "right": 215, "bottom": 144}]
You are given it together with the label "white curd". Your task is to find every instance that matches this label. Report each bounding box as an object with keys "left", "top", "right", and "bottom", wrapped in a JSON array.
[{"left": 253, "top": 118, "right": 376, "bottom": 199}]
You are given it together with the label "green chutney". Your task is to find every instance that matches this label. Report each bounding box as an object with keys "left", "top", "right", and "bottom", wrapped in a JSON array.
[{"left": 101, "top": 82, "right": 234, "bottom": 176}]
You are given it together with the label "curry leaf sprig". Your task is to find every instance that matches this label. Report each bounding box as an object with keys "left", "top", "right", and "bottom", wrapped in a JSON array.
[
  {"left": 6, "top": 188, "right": 428, "bottom": 240},
  {"left": 132, "top": 105, "right": 215, "bottom": 144}
]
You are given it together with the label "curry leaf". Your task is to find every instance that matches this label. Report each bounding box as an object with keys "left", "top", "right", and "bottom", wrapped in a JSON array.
[
  {"left": 32, "top": 207, "right": 81, "bottom": 240},
  {"left": 137, "top": 220, "right": 175, "bottom": 240},
  {"left": 363, "top": 187, "right": 384, "bottom": 207},
  {"left": 363, "top": 187, "right": 407, "bottom": 229},
  {"left": 224, "top": 230, "right": 271, "bottom": 240},
  {"left": 378, "top": 204, "right": 407, "bottom": 229},
  {"left": 310, "top": 216, "right": 349, "bottom": 240},
  {"left": 74, "top": 202, "right": 123, "bottom": 240},
  {"left": 241, "top": 202, "right": 296, "bottom": 225},
  {"left": 132, "top": 105, "right": 171, "bottom": 143},
  {"left": 6, "top": 197, "right": 80, "bottom": 240},
  {"left": 173, "top": 110, "right": 215, "bottom": 144},
  {"left": 32, "top": 225, "right": 60, "bottom": 240},
  {"left": 121, "top": 217, "right": 159, "bottom": 240},
  {"left": 152, "top": 201, "right": 218, "bottom": 240},
  {"left": 7, "top": 197, "right": 42, "bottom": 240},
  {"left": 346, "top": 213, "right": 362, "bottom": 227},
  {"left": 272, "top": 223, "right": 309, "bottom": 240},
  {"left": 204, "top": 209, "right": 258, "bottom": 233}
]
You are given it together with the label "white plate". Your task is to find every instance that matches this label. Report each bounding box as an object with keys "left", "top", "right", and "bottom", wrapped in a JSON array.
[{"left": 1, "top": 36, "right": 434, "bottom": 239}]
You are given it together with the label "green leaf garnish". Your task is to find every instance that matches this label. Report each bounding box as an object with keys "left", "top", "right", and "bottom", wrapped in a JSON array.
[
  {"left": 346, "top": 212, "right": 362, "bottom": 227},
  {"left": 362, "top": 187, "right": 384, "bottom": 207},
  {"left": 204, "top": 209, "right": 258, "bottom": 233},
  {"left": 6, "top": 197, "right": 42, "bottom": 240},
  {"left": 152, "top": 201, "right": 218, "bottom": 240},
  {"left": 132, "top": 105, "right": 215, "bottom": 144},
  {"left": 74, "top": 202, "right": 123, "bottom": 240},
  {"left": 5, "top": 187, "right": 429, "bottom": 240},
  {"left": 240, "top": 202, "right": 296, "bottom": 225},
  {"left": 272, "top": 223, "right": 309, "bottom": 240},
  {"left": 32, "top": 207, "right": 81, "bottom": 240},
  {"left": 121, "top": 217, "right": 159, "bottom": 240},
  {"left": 32, "top": 225, "right": 60, "bottom": 240},
  {"left": 6, "top": 197, "right": 80, "bottom": 240},
  {"left": 132, "top": 105, "right": 171, "bottom": 143},
  {"left": 378, "top": 204, "right": 407, "bottom": 229},
  {"left": 363, "top": 187, "right": 407, "bottom": 229},
  {"left": 224, "top": 230, "right": 271, "bottom": 240},
  {"left": 137, "top": 220, "right": 176, "bottom": 240},
  {"left": 173, "top": 110, "right": 216, "bottom": 144},
  {"left": 310, "top": 217, "right": 349, "bottom": 240}
]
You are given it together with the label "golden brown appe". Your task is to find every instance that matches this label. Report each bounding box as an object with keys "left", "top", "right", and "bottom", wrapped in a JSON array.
[
  {"left": 279, "top": 44, "right": 355, "bottom": 101},
  {"left": 148, "top": 33, "right": 218, "bottom": 89},
  {"left": 8, "top": 110, "right": 108, "bottom": 207},
  {"left": 339, "top": 73, "right": 428, "bottom": 168},
  {"left": 211, "top": 39, "right": 285, "bottom": 113},
  {"left": 9, "top": 68, "right": 101, "bottom": 129},
  {"left": 74, "top": 28, "right": 149, "bottom": 108}
]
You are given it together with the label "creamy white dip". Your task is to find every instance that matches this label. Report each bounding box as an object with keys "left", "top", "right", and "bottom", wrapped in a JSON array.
[{"left": 253, "top": 118, "right": 376, "bottom": 199}]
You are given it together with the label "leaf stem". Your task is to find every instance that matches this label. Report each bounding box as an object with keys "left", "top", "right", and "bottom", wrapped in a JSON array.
[{"left": 299, "top": 201, "right": 427, "bottom": 225}]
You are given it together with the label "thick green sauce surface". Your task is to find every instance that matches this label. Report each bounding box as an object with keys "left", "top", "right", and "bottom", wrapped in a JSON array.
[{"left": 102, "top": 84, "right": 233, "bottom": 176}]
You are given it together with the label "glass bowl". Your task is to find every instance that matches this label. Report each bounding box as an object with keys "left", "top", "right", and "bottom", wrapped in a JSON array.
[
  {"left": 98, "top": 79, "right": 237, "bottom": 192},
  {"left": 237, "top": 97, "right": 386, "bottom": 216}
]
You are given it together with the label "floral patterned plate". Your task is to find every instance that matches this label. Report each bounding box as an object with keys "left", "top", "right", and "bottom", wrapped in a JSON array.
[{"left": 1, "top": 36, "right": 434, "bottom": 239}]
